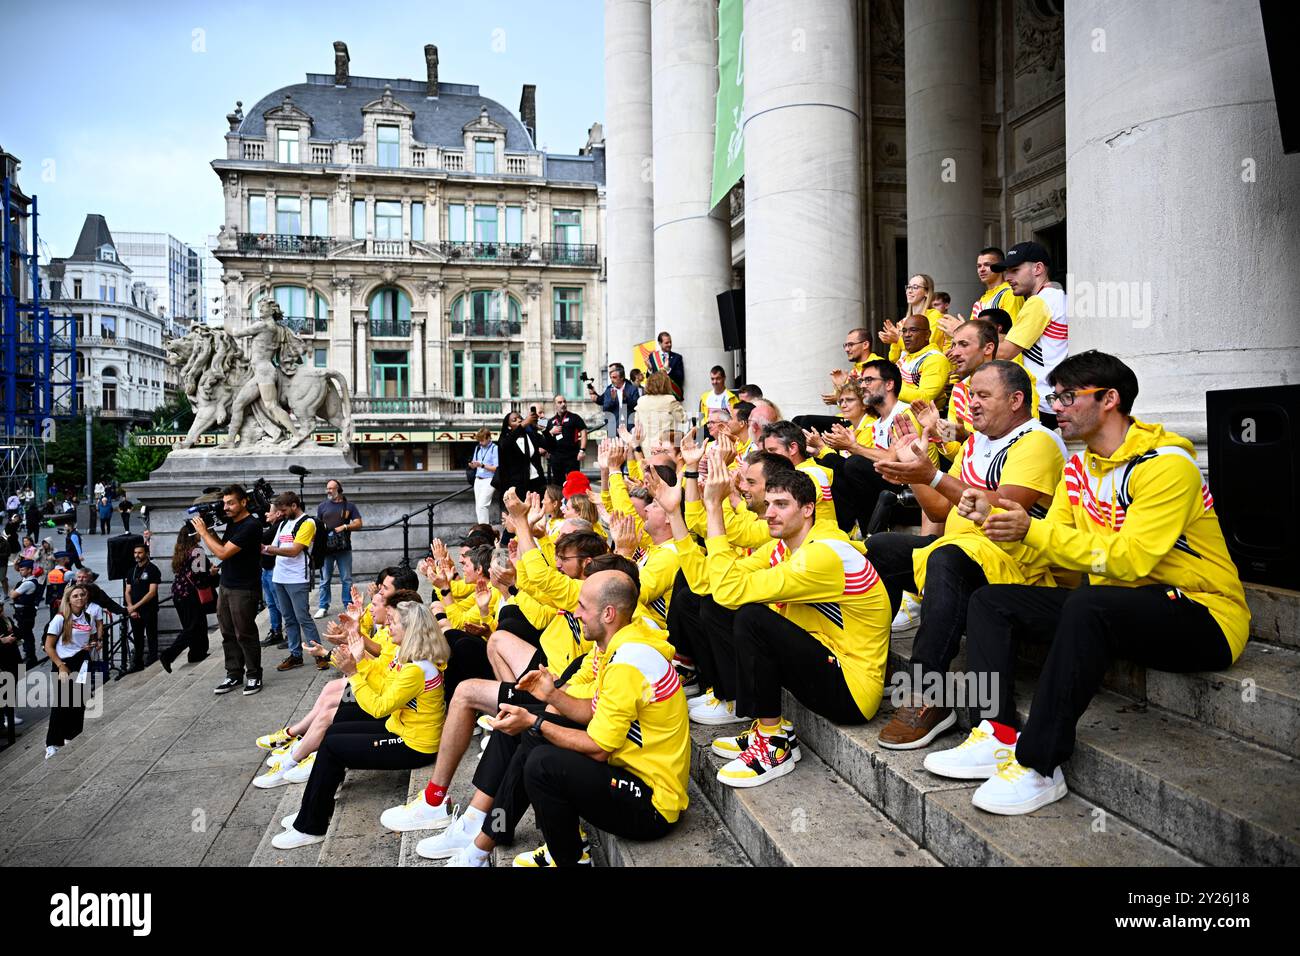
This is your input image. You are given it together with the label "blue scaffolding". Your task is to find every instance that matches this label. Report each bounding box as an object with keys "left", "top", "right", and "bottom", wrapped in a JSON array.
[{"left": 2, "top": 174, "right": 77, "bottom": 498}]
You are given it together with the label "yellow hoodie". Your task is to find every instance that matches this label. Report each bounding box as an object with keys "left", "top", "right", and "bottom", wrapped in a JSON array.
[{"left": 1004, "top": 419, "right": 1249, "bottom": 660}]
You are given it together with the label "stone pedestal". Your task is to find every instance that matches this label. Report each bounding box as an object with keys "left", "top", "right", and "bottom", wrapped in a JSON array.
[{"left": 1065, "top": 0, "right": 1300, "bottom": 452}]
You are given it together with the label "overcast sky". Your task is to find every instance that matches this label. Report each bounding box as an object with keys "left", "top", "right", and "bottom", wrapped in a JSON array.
[{"left": 5, "top": 0, "right": 605, "bottom": 259}]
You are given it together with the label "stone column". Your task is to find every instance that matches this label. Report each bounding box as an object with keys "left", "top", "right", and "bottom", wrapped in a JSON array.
[
  {"left": 410, "top": 316, "right": 425, "bottom": 394},
  {"left": 1066, "top": 0, "right": 1300, "bottom": 450},
  {"left": 651, "top": 0, "right": 732, "bottom": 397},
  {"left": 604, "top": 0, "right": 657, "bottom": 367},
  {"left": 743, "top": 0, "right": 864, "bottom": 415},
  {"left": 354, "top": 315, "right": 368, "bottom": 396},
  {"left": 904, "top": 0, "right": 983, "bottom": 315}
]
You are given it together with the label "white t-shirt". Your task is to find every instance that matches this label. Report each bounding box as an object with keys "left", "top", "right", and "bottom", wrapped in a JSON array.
[
  {"left": 272, "top": 514, "right": 313, "bottom": 585},
  {"left": 47, "top": 605, "right": 102, "bottom": 658}
]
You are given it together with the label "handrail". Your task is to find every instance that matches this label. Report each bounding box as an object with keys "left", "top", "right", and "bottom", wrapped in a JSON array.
[{"left": 344, "top": 483, "right": 476, "bottom": 570}]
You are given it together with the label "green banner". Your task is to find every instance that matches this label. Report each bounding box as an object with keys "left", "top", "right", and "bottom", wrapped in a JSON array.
[{"left": 710, "top": 0, "right": 745, "bottom": 209}]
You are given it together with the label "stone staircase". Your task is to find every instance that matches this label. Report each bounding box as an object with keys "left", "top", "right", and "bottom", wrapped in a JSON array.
[{"left": 2, "top": 582, "right": 1295, "bottom": 869}]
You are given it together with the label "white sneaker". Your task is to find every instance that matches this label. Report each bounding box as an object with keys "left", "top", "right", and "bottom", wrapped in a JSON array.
[
  {"left": 253, "top": 758, "right": 296, "bottom": 789},
  {"left": 688, "top": 688, "right": 717, "bottom": 712},
  {"left": 689, "top": 694, "right": 744, "bottom": 726},
  {"left": 971, "top": 759, "right": 1067, "bottom": 815},
  {"left": 12, "top": 715, "right": 22, "bottom": 726},
  {"left": 711, "top": 719, "right": 802, "bottom": 762},
  {"left": 416, "top": 807, "right": 476, "bottom": 860},
  {"left": 266, "top": 743, "right": 295, "bottom": 767},
  {"left": 443, "top": 844, "right": 490, "bottom": 867},
  {"left": 44, "top": 745, "right": 60, "bottom": 759},
  {"left": 892, "top": 593, "right": 921, "bottom": 633},
  {"left": 283, "top": 752, "right": 316, "bottom": 783},
  {"left": 924, "top": 721, "right": 1017, "bottom": 780},
  {"left": 380, "top": 795, "right": 451, "bottom": 833},
  {"left": 475, "top": 714, "right": 495, "bottom": 734},
  {"left": 312, "top": 607, "right": 328, "bottom": 619},
  {"left": 281, "top": 812, "right": 297, "bottom": 829},
  {"left": 271, "top": 826, "right": 326, "bottom": 850},
  {"left": 480, "top": 735, "right": 490, "bottom": 752}
]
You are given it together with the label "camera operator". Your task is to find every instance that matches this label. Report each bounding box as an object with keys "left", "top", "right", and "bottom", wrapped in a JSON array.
[
  {"left": 191, "top": 484, "right": 264, "bottom": 697},
  {"left": 261, "top": 491, "right": 319, "bottom": 672}
]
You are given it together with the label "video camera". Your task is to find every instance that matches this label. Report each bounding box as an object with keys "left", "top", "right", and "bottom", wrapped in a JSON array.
[{"left": 184, "top": 477, "right": 276, "bottom": 530}]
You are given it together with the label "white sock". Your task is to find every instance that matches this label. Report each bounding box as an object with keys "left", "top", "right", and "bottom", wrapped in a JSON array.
[
  {"left": 463, "top": 806, "right": 487, "bottom": 829},
  {"left": 467, "top": 844, "right": 490, "bottom": 864},
  {"left": 281, "top": 751, "right": 299, "bottom": 769}
]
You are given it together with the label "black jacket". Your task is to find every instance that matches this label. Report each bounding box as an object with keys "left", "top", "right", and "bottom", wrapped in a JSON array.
[{"left": 493, "top": 424, "right": 545, "bottom": 495}]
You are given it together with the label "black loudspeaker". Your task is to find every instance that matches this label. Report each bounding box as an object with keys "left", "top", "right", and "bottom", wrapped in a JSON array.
[
  {"left": 1206, "top": 384, "right": 1300, "bottom": 589},
  {"left": 717, "top": 290, "right": 745, "bottom": 351},
  {"left": 106, "top": 533, "right": 145, "bottom": 582},
  {"left": 1261, "top": 0, "right": 1299, "bottom": 154}
]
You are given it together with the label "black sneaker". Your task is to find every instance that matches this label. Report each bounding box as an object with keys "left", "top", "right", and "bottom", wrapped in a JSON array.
[
  {"left": 276, "top": 640, "right": 289, "bottom": 650},
  {"left": 214, "top": 677, "right": 241, "bottom": 695},
  {"left": 243, "top": 678, "right": 263, "bottom": 696},
  {"left": 160, "top": 656, "right": 173, "bottom": 674},
  {"left": 260, "top": 631, "right": 281, "bottom": 648}
]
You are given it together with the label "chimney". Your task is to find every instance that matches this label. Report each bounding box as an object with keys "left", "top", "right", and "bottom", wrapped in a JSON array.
[
  {"left": 425, "top": 44, "right": 439, "bottom": 97},
  {"left": 520, "top": 84, "right": 537, "bottom": 144},
  {"left": 333, "top": 41, "right": 350, "bottom": 86}
]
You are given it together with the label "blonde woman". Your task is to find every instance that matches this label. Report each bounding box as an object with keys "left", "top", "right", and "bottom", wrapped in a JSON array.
[
  {"left": 880, "top": 273, "right": 946, "bottom": 358},
  {"left": 274, "top": 598, "right": 450, "bottom": 849},
  {"left": 43, "top": 583, "right": 103, "bottom": 758},
  {"left": 634, "top": 371, "right": 688, "bottom": 451}
]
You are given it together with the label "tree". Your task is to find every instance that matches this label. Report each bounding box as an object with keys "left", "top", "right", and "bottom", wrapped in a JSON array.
[
  {"left": 113, "top": 432, "right": 170, "bottom": 484},
  {"left": 43, "top": 412, "right": 120, "bottom": 495},
  {"left": 151, "top": 392, "right": 194, "bottom": 433}
]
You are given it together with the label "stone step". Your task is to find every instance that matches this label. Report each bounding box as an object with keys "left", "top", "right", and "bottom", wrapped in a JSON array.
[
  {"left": 686, "top": 722, "right": 934, "bottom": 867},
  {"left": 782, "top": 695, "right": 1195, "bottom": 866},
  {"left": 591, "top": 777, "right": 751, "bottom": 868},
  {"left": 1244, "top": 582, "right": 1300, "bottom": 650},
  {"left": 316, "top": 768, "right": 410, "bottom": 866}
]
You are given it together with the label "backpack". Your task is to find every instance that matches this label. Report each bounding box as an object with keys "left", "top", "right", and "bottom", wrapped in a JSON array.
[{"left": 308, "top": 515, "right": 329, "bottom": 572}]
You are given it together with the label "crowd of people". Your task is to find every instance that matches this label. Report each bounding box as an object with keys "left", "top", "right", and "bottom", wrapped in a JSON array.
[{"left": 4, "top": 239, "right": 1251, "bottom": 864}]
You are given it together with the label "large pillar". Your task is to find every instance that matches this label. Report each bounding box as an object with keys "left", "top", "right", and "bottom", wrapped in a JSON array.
[
  {"left": 744, "top": 0, "right": 863, "bottom": 415},
  {"left": 604, "top": 0, "right": 657, "bottom": 368},
  {"left": 651, "top": 0, "right": 732, "bottom": 397},
  {"left": 1066, "top": 0, "right": 1300, "bottom": 450},
  {"left": 904, "top": 0, "right": 983, "bottom": 314}
]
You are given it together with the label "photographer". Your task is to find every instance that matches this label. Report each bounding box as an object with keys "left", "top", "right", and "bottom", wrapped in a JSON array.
[
  {"left": 262, "top": 491, "right": 320, "bottom": 672},
  {"left": 191, "top": 484, "right": 264, "bottom": 696},
  {"left": 585, "top": 362, "right": 640, "bottom": 440},
  {"left": 492, "top": 409, "right": 547, "bottom": 504}
]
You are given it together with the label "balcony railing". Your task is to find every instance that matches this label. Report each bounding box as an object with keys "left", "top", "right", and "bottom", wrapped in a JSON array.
[
  {"left": 552, "top": 319, "right": 584, "bottom": 340},
  {"left": 346, "top": 396, "right": 600, "bottom": 424},
  {"left": 352, "top": 396, "right": 437, "bottom": 416},
  {"left": 242, "top": 142, "right": 265, "bottom": 160},
  {"left": 542, "top": 242, "right": 599, "bottom": 266},
  {"left": 237, "top": 233, "right": 335, "bottom": 255},
  {"left": 368, "top": 238, "right": 411, "bottom": 257},
  {"left": 439, "top": 240, "right": 533, "bottom": 263},
  {"left": 450, "top": 318, "right": 522, "bottom": 337},
  {"left": 369, "top": 319, "right": 412, "bottom": 338},
  {"left": 283, "top": 316, "right": 329, "bottom": 335}
]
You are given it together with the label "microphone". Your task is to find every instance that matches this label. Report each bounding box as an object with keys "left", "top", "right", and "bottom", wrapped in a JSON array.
[{"left": 288, "top": 465, "right": 310, "bottom": 477}]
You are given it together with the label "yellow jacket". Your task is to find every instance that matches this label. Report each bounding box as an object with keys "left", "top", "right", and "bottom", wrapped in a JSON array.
[
  {"left": 898, "top": 345, "right": 953, "bottom": 405},
  {"left": 1002, "top": 419, "right": 1250, "bottom": 660},
  {"left": 350, "top": 657, "right": 446, "bottom": 754}
]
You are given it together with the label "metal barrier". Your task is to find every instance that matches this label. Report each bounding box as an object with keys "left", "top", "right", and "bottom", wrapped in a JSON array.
[{"left": 342, "top": 483, "right": 475, "bottom": 570}]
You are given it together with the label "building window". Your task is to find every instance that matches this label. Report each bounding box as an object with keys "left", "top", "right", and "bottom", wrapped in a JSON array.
[
  {"left": 271, "top": 286, "right": 329, "bottom": 334},
  {"left": 101, "top": 316, "right": 115, "bottom": 340},
  {"left": 368, "top": 286, "right": 411, "bottom": 337},
  {"left": 505, "top": 206, "right": 523, "bottom": 244},
  {"left": 554, "top": 353, "right": 584, "bottom": 399},
  {"left": 310, "top": 198, "right": 329, "bottom": 237},
  {"left": 553, "top": 209, "right": 581, "bottom": 245},
  {"left": 509, "top": 350, "right": 520, "bottom": 397},
  {"left": 451, "top": 290, "right": 521, "bottom": 336},
  {"left": 448, "top": 204, "right": 466, "bottom": 242},
  {"left": 375, "top": 201, "right": 402, "bottom": 240},
  {"left": 277, "top": 128, "right": 299, "bottom": 163},
  {"left": 377, "top": 125, "right": 400, "bottom": 168},
  {"left": 411, "top": 202, "right": 424, "bottom": 242},
  {"left": 474, "top": 205, "right": 498, "bottom": 243},
  {"left": 75, "top": 351, "right": 86, "bottom": 377},
  {"left": 75, "top": 385, "right": 84, "bottom": 413},
  {"left": 73, "top": 279, "right": 82, "bottom": 298},
  {"left": 276, "top": 197, "right": 302, "bottom": 235},
  {"left": 371, "top": 350, "right": 409, "bottom": 398},
  {"left": 74, "top": 314, "right": 87, "bottom": 339},
  {"left": 102, "top": 367, "right": 118, "bottom": 411},
  {"left": 474, "top": 139, "right": 495, "bottom": 174},
  {"left": 472, "top": 351, "right": 501, "bottom": 399},
  {"left": 314, "top": 348, "right": 327, "bottom": 367},
  {"left": 249, "top": 195, "right": 267, "bottom": 233},
  {"left": 553, "top": 287, "right": 582, "bottom": 338},
  {"left": 352, "top": 199, "right": 366, "bottom": 239},
  {"left": 453, "top": 349, "right": 464, "bottom": 397}
]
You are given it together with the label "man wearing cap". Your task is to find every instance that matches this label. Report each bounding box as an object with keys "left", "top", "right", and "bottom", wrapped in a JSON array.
[
  {"left": 992, "top": 242, "right": 1068, "bottom": 429},
  {"left": 970, "top": 247, "right": 1022, "bottom": 324}
]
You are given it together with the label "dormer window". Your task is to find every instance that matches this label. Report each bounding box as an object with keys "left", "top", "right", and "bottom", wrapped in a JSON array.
[
  {"left": 474, "top": 139, "right": 496, "bottom": 174},
  {"left": 278, "top": 128, "right": 300, "bottom": 163},
  {"left": 378, "top": 125, "right": 400, "bottom": 167},
  {"left": 98, "top": 245, "right": 116, "bottom": 262}
]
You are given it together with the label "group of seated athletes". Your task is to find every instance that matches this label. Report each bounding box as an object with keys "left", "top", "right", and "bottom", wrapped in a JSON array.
[{"left": 248, "top": 243, "right": 1250, "bottom": 865}]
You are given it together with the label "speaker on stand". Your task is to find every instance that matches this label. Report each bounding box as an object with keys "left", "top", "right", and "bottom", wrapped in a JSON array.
[{"left": 105, "top": 533, "right": 145, "bottom": 678}]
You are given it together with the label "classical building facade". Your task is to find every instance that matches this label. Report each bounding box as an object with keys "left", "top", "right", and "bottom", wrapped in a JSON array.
[
  {"left": 211, "top": 42, "right": 606, "bottom": 471},
  {"left": 42, "top": 214, "right": 170, "bottom": 439},
  {"left": 604, "top": 0, "right": 1300, "bottom": 449}
]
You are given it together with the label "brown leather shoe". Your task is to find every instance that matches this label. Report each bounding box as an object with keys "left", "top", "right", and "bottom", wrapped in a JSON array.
[
  {"left": 276, "top": 655, "right": 304, "bottom": 672},
  {"left": 877, "top": 703, "right": 956, "bottom": 750}
]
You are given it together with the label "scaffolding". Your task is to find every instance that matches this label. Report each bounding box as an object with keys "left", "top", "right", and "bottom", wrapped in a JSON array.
[{"left": 2, "top": 166, "right": 77, "bottom": 499}]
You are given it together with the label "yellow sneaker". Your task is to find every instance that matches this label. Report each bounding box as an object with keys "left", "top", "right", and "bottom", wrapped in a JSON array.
[
  {"left": 717, "top": 728, "right": 798, "bottom": 789},
  {"left": 512, "top": 832, "right": 591, "bottom": 867},
  {"left": 256, "top": 727, "right": 298, "bottom": 751},
  {"left": 711, "top": 719, "right": 801, "bottom": 762}
]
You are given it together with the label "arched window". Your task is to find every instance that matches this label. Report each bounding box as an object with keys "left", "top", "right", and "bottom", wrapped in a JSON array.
[
  {"left": 75, "top": 351, "right": 86, "bottom": 377},
  {"left": 368, "top": 286, "right": 411, "bottom": 337},
  {"left": 450, "top": 290, "right": 521, "bottom": 336},
  {"left": 269, "top": 285, "right": 329, "bottom": 334},
  {"left": 101, "top": 366, "right": 118, "bottom": 412}
]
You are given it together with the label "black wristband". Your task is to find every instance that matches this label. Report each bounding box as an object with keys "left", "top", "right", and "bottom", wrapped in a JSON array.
[
  {"left": 434, "top": 612, "right": 448, "bottom": 622},
  {"left": 684, "top": 470, "right": 700, "bottom": 480},
  {"left": 529, "top": 714, "right": 547, "bottom": 737},
  {"left": 508, "top": 586, "right": 519, "bottom": 596}
]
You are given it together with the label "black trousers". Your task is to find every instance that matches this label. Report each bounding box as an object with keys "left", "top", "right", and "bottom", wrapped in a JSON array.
[
  {"left": 129, "top": 608, "right": 159, "bottom": 668},
  {"left": 496, "top": 604, "right": 543, "bottom": 649},
  {"left": 547, "top": 454, "right": 579, "bottom": 484},
  {"left": 332, "top": 700, "right": 378, "bottom": 725},
  {"left": 443, "top": 629, "right": 493, "bottom": 706},
  {"left": 120, "top": 513, "right": 131, "bottom": 532},
  {"left": 99, "top": 516, "right": 111, "bottom": 535},
  {"left": 473, "top": 711, "right": 587, "bottom": 846},
  {"left": 217, "top": 586, "right": 261, "bottom": 680},
  {"left": 46, "top": 650, "right": 90, "bottom": 747},
  {"left": 732, "top": 604, "right": 866, "bottom": 724},
  {"left": 15, "top": 611, "right": 37, "bottom": 663},
  {"left": 527, "top": 745, "right": 672, "bottom": 866},
  {"left": 867, "top": 534, "right": 989, "bottom": 689},
  {"left": 163, "top": 595, "right": 208, "bottom": 665},
  {"left": 838, "top": 456, "right": 905, "bottom": 536},
  {"left": 294, "top": 720, "right": 435, "bottom": 835},
  {"left": 965, "top": 583, "right": 1234, "bottom": 776}
]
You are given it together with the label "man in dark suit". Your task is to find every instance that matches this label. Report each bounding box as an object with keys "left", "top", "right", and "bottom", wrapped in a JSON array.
[{"left": 647, "top": 330, "right": 685, "bottom": 401}]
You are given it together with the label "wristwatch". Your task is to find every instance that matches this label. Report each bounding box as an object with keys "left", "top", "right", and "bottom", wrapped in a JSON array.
[{"left": 529, "top": 714, "right": 547, "bottom": 738}]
